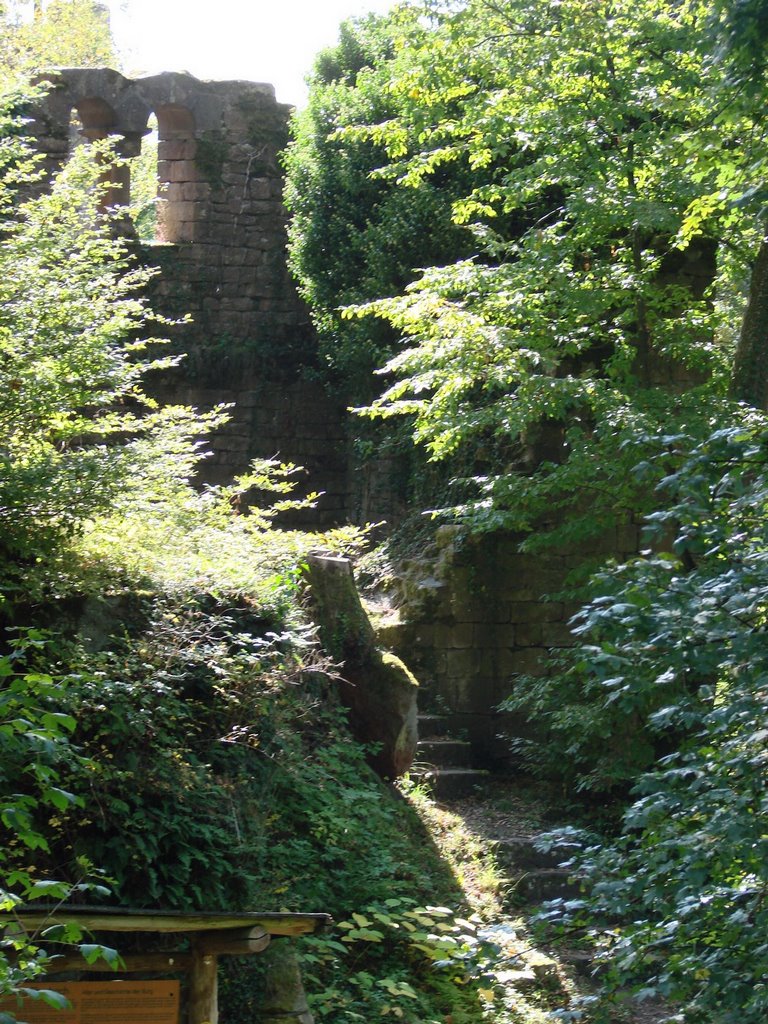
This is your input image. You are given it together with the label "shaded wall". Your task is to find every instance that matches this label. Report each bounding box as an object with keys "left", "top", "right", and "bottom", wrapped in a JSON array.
[{"left": 30, "top": 68, "right": 348, "bottom": 526}]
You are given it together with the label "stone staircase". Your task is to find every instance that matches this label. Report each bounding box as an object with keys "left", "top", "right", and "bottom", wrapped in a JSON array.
[
  {"left": 413, "top": 712, "right": 490, "bottom": 800},
  {"left": 494, "top": 833, "right": 583, "bottom": 905},
  {"left": 413, "top": 701, "right": 583, "bottom": 902}
]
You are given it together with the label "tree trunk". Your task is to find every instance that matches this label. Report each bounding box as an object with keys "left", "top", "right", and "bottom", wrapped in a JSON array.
[{"left": 729, "top": 227, "right": 768, "bottom": 409}]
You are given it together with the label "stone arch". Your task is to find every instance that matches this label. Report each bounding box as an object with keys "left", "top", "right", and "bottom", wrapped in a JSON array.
[
  {"left": 68, "top": 95, "right": 117, "bottom": 163},
  {"left": 67, "top": 94, "right": 133, "bottom": 212},
  {"left": 154, "top": 103, "right": 203, "bottom": 243},
  {"left": 73, "top": 94, "right": 118, "bottom": 136}
]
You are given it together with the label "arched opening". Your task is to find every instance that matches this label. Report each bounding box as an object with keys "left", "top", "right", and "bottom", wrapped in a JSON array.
[
  {"left": 154, "top": 103, "right": 201, "bottom": 243},
  {"left": 68, "top": 108, "right": 87, "bottom": 152},
  {"left": 74, "top": 95, "right": 117, "bottom": 136},
  {"left": 129, "top": 113, "right": 159, "bottom": 241},
  {"left": 69, "top": 95, "right": 129, "bottom": 214}
]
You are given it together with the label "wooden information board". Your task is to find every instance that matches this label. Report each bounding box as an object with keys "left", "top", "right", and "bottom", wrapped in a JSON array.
[{"left": 0, "top": 980, "right": 180, "bottom": 1024}]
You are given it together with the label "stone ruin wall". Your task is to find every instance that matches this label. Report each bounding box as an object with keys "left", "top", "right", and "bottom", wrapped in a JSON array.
[
  {"left": 28, "top": 70, "right": 715, "bottom": 757},
  {"left": 31, "top": 68, "right": 349, "bottom": 527},
  {"left": 377, "top": 522, "right": 642, "bottom": 767}
]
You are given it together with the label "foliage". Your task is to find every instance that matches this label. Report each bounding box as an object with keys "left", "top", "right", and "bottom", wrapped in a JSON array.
[
  {"left": 0, "top": 595, "right": 447, "bottom": 914},
  {"left": 302, "top": 900, "right": 507, "bottom": 1023},
  {"left": 0, "top": 630, "right": 117, "bottom": 1008},
  {"left": 284, "top": 9, "right": 476, "bottom": 399},
  {"left": 715, "top": 0, "right": 768, "bottom": 89},
  {"left": 128, "top": 116, "right": 159, "bottom": 242},
  {"left": 0, "top": 0, "right": 116, "bottom": 88},
  {"left": 0, "top": 631, "right": 82, "bottom": 859},
  {"left": 68, "top": 448, "right": 343, "bottom": 613},
  {"left": 0, "top": 606, "right": 508, "bottom": 1024},
  {"left": 322, "top": 0, "right": 764, "bottom": 546},
  {"left": 505, "top": 405, "right": 768, "bottom": 793},
  {"left": 20, "top": 605, "right": 318, "bottom": 909},
  {"left": 0, "top": 119, "right": 183, "bottom": 577},
  {"left": 526, "top": 413, "right": 768, "bottom": 1021}
]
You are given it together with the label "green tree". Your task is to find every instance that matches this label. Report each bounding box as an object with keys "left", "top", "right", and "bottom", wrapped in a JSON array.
[
  {"left": 285, "top": 9, "right": 477, "bottom": 399},
  {"left": 532, "top": 413, "right": 768, "bottom": 1023},
  {"left": 337, "top": 0, "right": 756, "bottom": 545},
  {"left": 0, "top": 104, "right": 177, "bottom": 577},
  {"left": 0, "top": 0, "right": 116, "bottom": 87},
  {"left": 519, "top": 5, "right": 768, "bottom": 1020},
  {"left": 0, "top": 630, "right": 119, "bottom": 1009}
]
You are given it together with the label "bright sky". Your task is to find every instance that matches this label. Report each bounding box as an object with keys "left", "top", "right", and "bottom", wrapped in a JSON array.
[{"left": 103, "top": 0, "right": 399, "bottom": 106}]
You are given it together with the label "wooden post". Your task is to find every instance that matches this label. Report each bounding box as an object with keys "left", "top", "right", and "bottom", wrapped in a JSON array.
[{"left": 188, "top": 951, "right": 218, "bottom": 1024}]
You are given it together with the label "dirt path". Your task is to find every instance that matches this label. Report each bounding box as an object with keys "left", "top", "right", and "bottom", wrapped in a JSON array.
[{"left": 406, "top": 774, "right": 671, "bottom": 1024}]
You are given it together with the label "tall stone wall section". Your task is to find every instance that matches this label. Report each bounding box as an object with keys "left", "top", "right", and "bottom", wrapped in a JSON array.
[
  {"left": 378, "top": 520, "right": 642, "bottom": 766},
  {"left": 31, "top": 69, "right": 348, "bottom": 526}
]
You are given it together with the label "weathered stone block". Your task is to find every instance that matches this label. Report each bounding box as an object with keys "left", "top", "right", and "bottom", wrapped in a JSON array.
[
  {"left": 158, "top": 139, "right": 197, "bottom": 161},
  {"left": 508, "top": 648, "right": 549, "bottom": 676},
  {"left": 303, "top": 555, "right": 419, "bottom": 779},
  {"left": 247, "top": 178, "right": 273, "bottom": 200},
  {"left": 433, "top": 622, "right": 474, "bottom": 649},
  {"left": 162, "top": 198, "right": 198, "bottom": 222},
  {"left": 168, "top": 160, "right": 200, "bottom": 183},
  {"left": 499, "top": 587, "right": 538, "bottom": 601},
  {"left": 216, "top": 434, "right": 252, "bottom": 453},
  {"left": 507, "top": 601, "right": 564, "bottom": 624},
  {"left": 450, "top": 593, "right": 496, "bottom": 624},
  {"left": 180, "top": 181, "right": 209, "bottom": 201},
  {"left": 616, "top": 523, "right": 640, "bottom": 553},
  {"left": 542, "top": 622, "right": 577, "bottom": 647},
  {"left": 174, "top": 221, "right": 197, "bottom": 243},
  {"left": 443, "top": 648, "right": 479, "bottom": 679},
  {"left": 514, "top": 623, "right": 543, "bottom": 647},
  {"left": 470, "top": 623, "right": 512, "bottom": 649}
]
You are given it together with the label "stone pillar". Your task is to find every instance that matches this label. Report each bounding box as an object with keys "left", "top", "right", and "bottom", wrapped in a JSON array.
[
  {"left": 302, "top": 554, "right": 419, "bottom": 778},
  {"left": 256, "top": 942, "right": 313, "bottom": 1024}
]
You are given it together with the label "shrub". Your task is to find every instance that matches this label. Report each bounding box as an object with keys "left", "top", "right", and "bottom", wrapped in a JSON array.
[{"left": 530, "top": 411, "right": 768, "bottom": 1023}]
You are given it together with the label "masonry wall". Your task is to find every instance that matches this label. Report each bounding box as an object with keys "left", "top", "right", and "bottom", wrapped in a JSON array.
[
  {"left": 31, "top": 68, "right": 348, "bottom": 526},
  {"left": 377, "top": 519, "right": 642, "bottom": 766}
]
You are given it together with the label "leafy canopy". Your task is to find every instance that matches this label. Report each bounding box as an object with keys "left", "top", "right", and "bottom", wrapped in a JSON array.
[
  {"left": 0, "top": 111, "right": 182, "bottom": 574},
  {"left": 0, "top": 0, "right": 116, "bottom": 88},
  {"left": 535, "top": 414, "right": 768, "bottom": 1023},
  {"left": 284, "top": 8, "right": 477, "bottom": 399},
  {"left": 334, "top": 0, "right": 759, "bottom": 542}
]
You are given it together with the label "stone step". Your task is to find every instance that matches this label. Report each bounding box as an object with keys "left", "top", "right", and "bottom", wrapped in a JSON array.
[
  {"left": 495, "top": 836, "right": 580, "bottom": 871},
  {"left": 557, "top": 948, "right": 600, "bottom": 979},
  {"left": 416, "top": 738, "right": 472, "bottom": 767},
  {"left": 509, "top": 868, "right": 584, "bottom": 904},
  {"left": 413, "top": 766, "right": 490, "bottom": 800},
  {"left": 417, "top": 713, "right": 451, "bottom": 739}
]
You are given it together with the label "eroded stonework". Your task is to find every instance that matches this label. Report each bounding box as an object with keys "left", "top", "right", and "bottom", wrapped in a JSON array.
[{"left": 30, "top": 69, "right": 347, "bottom": 524}]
